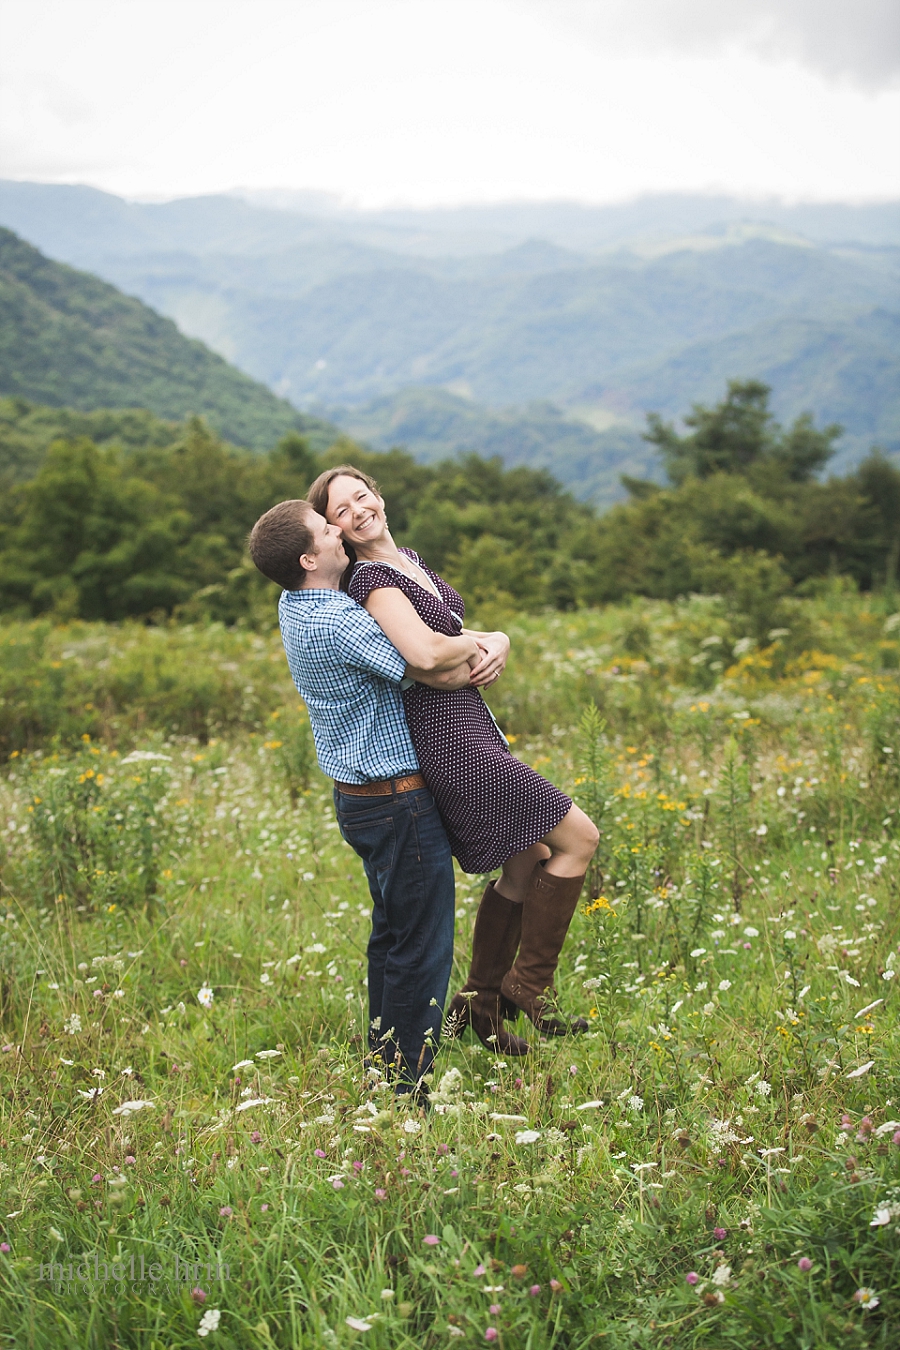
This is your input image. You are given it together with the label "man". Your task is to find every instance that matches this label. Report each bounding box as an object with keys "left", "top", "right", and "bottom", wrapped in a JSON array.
[{"left": 248, "top": 499, "right": 477, "bottom": 1094}]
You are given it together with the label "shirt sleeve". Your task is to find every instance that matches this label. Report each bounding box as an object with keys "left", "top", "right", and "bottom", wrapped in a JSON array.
[{"left": 333, "top": 605, "right": 408, "bottom": 684}]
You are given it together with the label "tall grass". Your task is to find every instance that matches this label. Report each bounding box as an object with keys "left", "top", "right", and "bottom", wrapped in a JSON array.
[{"left": 0, "top": 592, "right": 898, "bottom": 1347}]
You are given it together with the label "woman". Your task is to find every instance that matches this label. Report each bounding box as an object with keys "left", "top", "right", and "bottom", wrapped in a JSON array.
[{"left": 306, "top": 465, "right": 599, "bottom": 1056}]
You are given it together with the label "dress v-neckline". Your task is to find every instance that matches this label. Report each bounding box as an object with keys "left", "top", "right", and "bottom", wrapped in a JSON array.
[{"left": 356, "top": 553, "right": 442, "bottom": 600}]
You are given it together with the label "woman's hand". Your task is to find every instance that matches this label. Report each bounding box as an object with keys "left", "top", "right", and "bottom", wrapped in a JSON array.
[{"left": 467, "top": 631, "right": 510, "bottom": 687}]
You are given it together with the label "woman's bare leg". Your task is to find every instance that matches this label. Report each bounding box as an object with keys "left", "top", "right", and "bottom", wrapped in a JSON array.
[{"left": 495, "top": 841, "right": 549, "bottom": 900}]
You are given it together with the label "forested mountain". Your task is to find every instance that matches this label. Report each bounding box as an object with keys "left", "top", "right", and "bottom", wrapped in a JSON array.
[
  {"left": 0, "top": 229, "right": 335, "bottom": 450},
  {"left": 1, "top": 181, "right": 898, "bottom": 490}
]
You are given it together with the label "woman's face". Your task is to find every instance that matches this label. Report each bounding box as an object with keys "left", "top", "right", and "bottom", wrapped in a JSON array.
[{"left": 325, "top": 474, "right": 388, "bottom": 548}]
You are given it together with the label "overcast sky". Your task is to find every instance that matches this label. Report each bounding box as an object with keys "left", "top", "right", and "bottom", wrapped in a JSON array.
[{"left": 1, "top": 0, "right": 897, "bottom": 206}]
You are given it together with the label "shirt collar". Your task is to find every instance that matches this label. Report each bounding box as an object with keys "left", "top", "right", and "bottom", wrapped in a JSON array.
[{"left": 282, "top": 587, "right": 352, "bottom": 604}]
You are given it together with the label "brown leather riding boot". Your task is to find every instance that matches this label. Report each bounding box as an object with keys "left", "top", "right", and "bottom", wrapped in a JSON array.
[
  {"left": 500, "top": 863, "right": 589, "bottom": 1036},
  {"left": 445, "top": 882, "right": 530, "bottom": 1056}
]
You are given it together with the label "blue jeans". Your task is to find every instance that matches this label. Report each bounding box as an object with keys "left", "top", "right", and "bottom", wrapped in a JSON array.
[{"left": 334, "top": 783, "right": 455, "bottom": 1093}]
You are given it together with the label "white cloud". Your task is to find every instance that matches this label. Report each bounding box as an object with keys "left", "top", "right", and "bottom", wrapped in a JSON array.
[
  {"left": 0, "top": 0, "right": 897, "bottom": 203},
  {"left": 526, "top": 1, "right": 900, "bottom": 90}
]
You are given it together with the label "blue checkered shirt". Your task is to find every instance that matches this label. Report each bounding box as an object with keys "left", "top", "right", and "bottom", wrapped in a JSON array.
[{"left": 278, "top": 587, "right": 419, "bottom": 785}]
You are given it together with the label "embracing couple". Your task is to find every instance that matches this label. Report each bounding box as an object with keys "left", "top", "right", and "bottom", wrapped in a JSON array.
[{"left": 249, "top": 465, "right": 598, "bottom": 1098}]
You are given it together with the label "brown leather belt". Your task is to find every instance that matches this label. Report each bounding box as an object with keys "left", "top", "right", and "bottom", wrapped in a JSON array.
[{"left": 334, "top": 773, "right": 426, "bottom": 796}]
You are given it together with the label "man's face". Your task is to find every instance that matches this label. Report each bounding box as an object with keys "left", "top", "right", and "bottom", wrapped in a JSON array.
[{"left": 302, "top": 510, "right": 347, "bottom": 582}]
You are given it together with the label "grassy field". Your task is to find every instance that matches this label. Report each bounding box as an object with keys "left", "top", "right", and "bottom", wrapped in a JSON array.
[{"left": 0, "top": 585, "right": 899, "bottom": 1348}]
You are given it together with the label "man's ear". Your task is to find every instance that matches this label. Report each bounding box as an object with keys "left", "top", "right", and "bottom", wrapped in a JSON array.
[{"left": 299, "top": 551, "right": 317, "bottom": 574}]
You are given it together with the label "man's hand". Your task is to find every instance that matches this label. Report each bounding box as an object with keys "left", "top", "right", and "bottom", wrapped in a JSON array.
[
  {"left": 467, "top": 630, "right": 510, "bottom": 688},
  {"left": 407, "top": 658, "right": 473, "bottom": 690}
]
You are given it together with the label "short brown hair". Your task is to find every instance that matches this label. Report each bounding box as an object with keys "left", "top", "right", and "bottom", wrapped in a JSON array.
[
  {"left": 306, "top": 464, "right": 380, "bottom": 519},
  {"left": 248, "top": 499, "right": 316, "bottom": 590}
]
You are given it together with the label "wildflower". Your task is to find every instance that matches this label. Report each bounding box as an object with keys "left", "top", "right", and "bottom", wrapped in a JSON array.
[
  {"left": 402, "top": 1119, "right": 421, "bottom": 1135},
  {"left": 332, "top": 1178, "right": 344, "bottom": 1190},
  {"left": 219, "top": 1206, "right": 233, "bottom": 1217},
  {"left": 489, "top": 1304, "right": 501, "bottom": 1314},
  {"left": 232, "top": 1059, "right": 254, "bottom": 1071},
  {"left": 702, "top": 1002, "right": 716, "bottom": 1015},
  {"left": 713, "top": 1227, "right": 727, "bottom": 1240},
  {"left": 124, "top": 1155, "right": 136, "bottom": 1165},
  {"left": 64, "top": 1014, "right": 82, "bottom": 1035},
  {"left": 854, "top": 1288, "right": 879, "bottom": 1310},
  {"left": 315, "top": 1149, "right": 327, "bottom": 1159},
  {"left": 197, "top": 1308, "right": 221, "bottom": 1337},
  {"left": 718, "top": 980, "right": 732, "bottom": 992},
  {"left": 381, "top": 1289, "right": 395, "bottom": 1300},
  {"left": 529, "top": 1284, "right": 541, "bottom": 1296},
  {"left": 628, "top": 1095, "right": 644, "bottom": 1113},
  {"left": 549, "top": 1279, "right": 562, "bottom": 1292},
  {"left": 473, "top": 1263, "right": 486, "bottom": 1276},
  {"left": 511, "top": 1264, "right": 527, "bottom": 1277},
  {"left": 92, "top": 1173, "right": 102, "bottom": 1183},
  {"left": 685, "top": 1272, "right": 699, "bottom": 1285},
  {"left": 797, "top": 1257, "right": 812, "bottom": 1271},
  {"left": 515, "top": 1129, "right": 540, "bottom": 1144},
  {"left": 423, "top": 1235, "right": 440, "bottom": 1246},
  {"left": 846, "top": 1061, "right": 875, "bottom": 1079},
  {"left": 711, "top": 1265, "right": 731, "bottom": 1287},
  {"left": 345, "top": 1317, "right": 373, "bottom": 1332},
  {"left": 260, "top": 1204, "right": 269, "bottom": 1212},
  {"left": 690, "top": 948, "right": 706, "bottom": 958},
  {"left": 111, "top": 1099, "right": 154, "bottom": 1115},
  {"left": 485, "top": 1331, "right": 498, "bottom": 1342},
  {"left": 255, "top": 1049, "right": 281, "bottom": 1059},
  {"left": 191, "top": 1287, "right": 207, "bottom": 1305},
  {"left": 0, "top": 1243, "right": 9, "bottom": 1254},
  {"left": 374, "top": 1188, "right": 386, "bottom": 1200},
  {"left": 259, "top": 973, "right": 272, "bottom": 985},
  {"left": 197, "top": 986, "right": 214, "bottom": 1009},
  {"left": 755, "top": 1080, "right": 772, "bottom": 1098},
  {"left": 250, "top": 1131, "right": 262, "bottom": 1144}
]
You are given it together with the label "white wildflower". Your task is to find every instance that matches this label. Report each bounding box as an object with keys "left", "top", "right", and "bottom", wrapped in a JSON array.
[
  {"left": 197, "top": 1307, "right": 221, "bottom": 1337},
  {"left": 235, "top": 1097, "right": 275, "bottom": 1112},
  {"left": 48, "top": 1226, "right": 63, "bottom": 1242},
  {"left": 846, "top": 1061, "right": 875, "bottom": 1079},
  {"left": 702, "top": 1002, "right": 716, "bottom": 1015},
  {"left": 232, "top": 1060, "right": 254, "bottom": 1071},
  {"left": 755, "top": 1080, "right": 772, "bottom": 1098},
  {"left": 515, "top": 1129, "right": 541, "bottom": 1144},
  {"left": 111, "top": 1099, "right": 154, "bottom": 1116},
  {"left": 345, "top": 1317, "right": 373, "bottom": 1332},
  {"left": 197, "top": 986, "right": 214, "bottom": 1009},
  {"left": 718, "top": 980, "right": 732, "bottom": 992},
  {"left": 308, "top": 943, "right": 327, "bottom": 954},
  {"left": 690, "top": 948, "right": 706, "bottom": 958},
  {"left": 255, "top": 1049, "right": 281, "bottom": 1059},
  {"left": 743, "top": 926, "right": 759, "bottom": 938},
  {"left": 711, "top": 1264, "right": 732, "bottom": 1286},
  {"left": 259, "top": 973, "right": 272, "bottom": 985},
  {"left": 628, "top": 1095, "right": 644, "bottom": 1113},
  {"left": 63, "top": 1014, "right": 82, "bottom": 1035},
  {"left": 401, "top": 1119, "right": 421, "bottom": 1135}
]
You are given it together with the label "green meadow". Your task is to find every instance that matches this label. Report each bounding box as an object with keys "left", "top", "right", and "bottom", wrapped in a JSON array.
[{"left": 0, "top": 585, "right": 899, "bottom": 1348}]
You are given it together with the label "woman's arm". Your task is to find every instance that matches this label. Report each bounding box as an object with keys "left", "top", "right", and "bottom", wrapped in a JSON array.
[
  {"left": 365, "top": 587, "right": 479, "bottom": 672},
  {"left": 462, "top": 628, "right": 510, "bottom": 687}
]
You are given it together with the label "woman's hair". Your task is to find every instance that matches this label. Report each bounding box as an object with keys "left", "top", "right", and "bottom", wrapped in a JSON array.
[
  {"left": 306, "top": 464, "right": 382, "bottom": 591},
  {"left": 247, "top": 498, "right": 316, "bottom": 590}
]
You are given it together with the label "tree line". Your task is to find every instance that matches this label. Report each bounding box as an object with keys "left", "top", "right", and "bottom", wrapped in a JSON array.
[{"left": 0, "top": 382, "right": 898, "bottom": 626}]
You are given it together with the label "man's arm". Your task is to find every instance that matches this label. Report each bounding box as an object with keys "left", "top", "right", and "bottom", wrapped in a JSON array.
[{"left": 406, "top": 657, "right": 474, "bottom": 690}]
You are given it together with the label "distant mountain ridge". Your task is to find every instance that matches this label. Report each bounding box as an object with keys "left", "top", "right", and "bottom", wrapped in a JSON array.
[
  {"left": 0, "top": 226, "right": 336, "bottom": 450},
  {"left": 1, "top": 181, "right": 898, "bottom": 491}
]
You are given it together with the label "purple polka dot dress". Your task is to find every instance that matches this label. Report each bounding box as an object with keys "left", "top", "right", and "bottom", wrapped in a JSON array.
[{"left": 349, "top": 549, "right": 572, "bottom": 874}]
